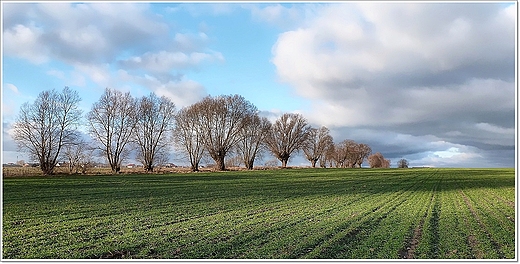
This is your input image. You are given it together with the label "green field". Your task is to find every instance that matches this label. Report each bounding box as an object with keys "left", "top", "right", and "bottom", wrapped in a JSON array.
[{"left": 2, "top": 168, "right": 516, "bottom": 259}]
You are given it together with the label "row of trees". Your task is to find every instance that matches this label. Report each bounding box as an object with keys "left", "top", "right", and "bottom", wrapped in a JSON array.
[{"left": 12, "top": 87, "right": 395, "bottom": 175}]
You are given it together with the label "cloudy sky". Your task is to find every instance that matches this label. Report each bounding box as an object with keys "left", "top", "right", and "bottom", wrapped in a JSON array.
[{"left": 2, "top": 2, "right": 516, "bottom": 168}]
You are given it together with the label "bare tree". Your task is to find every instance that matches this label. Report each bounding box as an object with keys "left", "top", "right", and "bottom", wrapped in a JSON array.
[
  {"left": 12, "top": 87, "right": 82, "bottom": 175},
  {"left": 303, "top": 126, "right": 333, "bottom": 168},
  {"left": 193, "top": 95, "right": 257, "bottom": 171},
  {"left": 330, "top": 142, "right": 347, "bottom": 168},
  {"left": 355, "top": 143, "right": 372, "bottom": 168},
  {"left": 397, "top": 158, "right": 409, "bottom": 168},
  {"left": 368, "top": 152, "right": 390, "bottom": 168},
  {"left": 173, "top": 106, "right": 205, "bottom": 172},
  {"left": 265, "top": 113, "right": 311, "bottom": 168},
  {"left": 87, "top": 88, "right": 137, "bottom": 174},
  {"left": 134, "top": 93, "right": 176, "bottom": 172},
  {"left": 236, "top": 114, "right": 271, "bottom": 170},
  {"left": 62, "top": 138, "right": 85, "bottom": 174},
  {"left": 319, "top": 139, "right": 335, "bottom": 168}
]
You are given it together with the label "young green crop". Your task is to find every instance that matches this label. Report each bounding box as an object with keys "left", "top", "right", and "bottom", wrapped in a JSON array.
[{"left": 2, "top": 168, "right": 515, "bottom": 259}]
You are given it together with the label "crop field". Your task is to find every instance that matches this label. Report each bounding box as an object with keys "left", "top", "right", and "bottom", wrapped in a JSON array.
[{"left": 2, "top": 168, "right": 516, "bottom": 259}]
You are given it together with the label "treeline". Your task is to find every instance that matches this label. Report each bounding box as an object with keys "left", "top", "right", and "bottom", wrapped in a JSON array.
[{"left": 12, "top": 87, "right": 392, "bottom": 175}]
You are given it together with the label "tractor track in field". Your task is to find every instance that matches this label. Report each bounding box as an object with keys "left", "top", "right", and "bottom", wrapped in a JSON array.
[
  {"left": 459, "top": 190, "right": 505, "bottom": 259},
  {"left": 398, "top": 182, "right": 438, "bottom": 259},
  {"left": 303, "top": 169, "right": 438, "bottom": 259}
]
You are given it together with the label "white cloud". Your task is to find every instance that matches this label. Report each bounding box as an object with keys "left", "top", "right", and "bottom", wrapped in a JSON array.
[
  {"left": 119, "top": 50, "right": 224, "bottom": 73},
  {"left": 272, "top": 2, "right": 515, "bottom": 154},
  {"left": 5, "top": 83, "right": 19, "bottom": 94},
  {"left": 3, "top": 24, "right": 48, "bottom": 64}
]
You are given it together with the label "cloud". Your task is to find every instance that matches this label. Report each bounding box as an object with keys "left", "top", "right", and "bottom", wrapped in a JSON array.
[
  {"left": 3, "top": 3, "right": 169, "bottom": 65},
  {"left": 3, "top": 2, "right": 220, "bottom": 108},
  {"left": 271, "top": 3, "right": 515, "bottom": 167},
  {"left": 5, "top": 83, "right": 19, "bottom": 94},
  {"left": 117, "top": 69, "right": 207, "bottom": 108},
  {"left": 119, "top": 50, "right": 224, "bottom": 74}
]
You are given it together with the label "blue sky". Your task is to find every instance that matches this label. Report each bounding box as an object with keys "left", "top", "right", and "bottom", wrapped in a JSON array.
[{"left": 2, "top": 2, "right": 517, "bottom": 168}]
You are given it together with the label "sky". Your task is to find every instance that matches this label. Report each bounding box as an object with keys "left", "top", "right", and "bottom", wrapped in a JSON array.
[{"left": 1, "top": 1, "right": 517, "bottom": 168}]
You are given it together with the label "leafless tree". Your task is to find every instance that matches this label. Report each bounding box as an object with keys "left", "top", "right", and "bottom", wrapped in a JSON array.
[
  {"left": 368, "top": 152, "right": 390, "bottom": 168},
  {"left": 330, "top": 142, "right": 347, "bottom": 168},
  {"left": 397, "top": 158, "right": 409, "bottom": 168},
  {"left": 62, "top": 138, "right": 86, "bottom": 174},
  {"left": 319, "top": 139, "right": 335, "bottom": 168},
  {"left": 265, "top": 113, "right": 311, "bottom": 168},
  {"left": 303, "top": 126, "right": 333, "bottom": 168},
  {"left": 87, "top": 88, "right": 137, "bottom": 174},
  {"left": 173, "top": 106, "right": 205, "bottom": 172},
  {"left": 134, "top": 93, "right": 176, "bottom": 172},
  {"left": 236, "top": 114, "right": 271, "bottom": 170},
  {"left": 193, "top": 95, "right": 257, "bottom": 171},
  {"left": 12, "top": 87, "right": 82, "bottom": 175}
]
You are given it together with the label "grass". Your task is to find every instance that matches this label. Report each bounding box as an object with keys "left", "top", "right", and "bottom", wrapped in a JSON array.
[{"left": 2, "top": 168, "right": 515, "bottom": 259}]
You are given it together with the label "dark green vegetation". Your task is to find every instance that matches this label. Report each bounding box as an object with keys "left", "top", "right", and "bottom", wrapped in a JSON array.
[{"left": 2, "top": 168, "right": 515, "bottom": 259}]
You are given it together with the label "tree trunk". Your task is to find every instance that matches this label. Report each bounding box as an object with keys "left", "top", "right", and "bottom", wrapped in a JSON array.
[
  {"left": 311, "top": 159, "right": 317, "bottom": 168},
  {"left": 216, "top": 156, "right": 226, "bottom": 171},
  {"left": 245, "top": 158, "right": 254, "bottom": 170},
  {"left": 281, "top": 159, "right": 288, "bottom": 168}
]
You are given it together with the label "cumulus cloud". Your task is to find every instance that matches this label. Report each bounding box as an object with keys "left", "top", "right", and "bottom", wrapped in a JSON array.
[
  {"left": 272, "top": 2, "right": 515, "bottom": 167},
  {"left": 3, "top": 2, "right": 220, "bottom": 107}
]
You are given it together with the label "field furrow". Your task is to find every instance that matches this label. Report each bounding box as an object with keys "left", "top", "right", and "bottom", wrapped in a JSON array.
[{"left": 2, "top": 168, "right": 515, "bottom": 259}]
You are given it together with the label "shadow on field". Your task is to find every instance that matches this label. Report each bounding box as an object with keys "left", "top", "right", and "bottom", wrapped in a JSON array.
[{"left": 3, "top": 169, "right": 514, "bottom": 204}]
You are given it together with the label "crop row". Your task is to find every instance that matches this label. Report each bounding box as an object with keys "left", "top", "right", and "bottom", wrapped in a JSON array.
[{"left": 2, "top": 168, "right": 515, "bottom": 259}]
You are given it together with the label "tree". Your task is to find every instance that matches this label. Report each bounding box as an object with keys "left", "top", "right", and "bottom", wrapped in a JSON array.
[
  {"left": 330, "top": 142, "right": 347, "bottom": 168},
  {"left": 319, "top": 139, "right": 335, "bottom": 168},
  {"left": 134, "top": 93, "right": 176, "bottom": 172},
  {"left": 355, "top": 143, "right": 372, "bottom": 168},
  {"left": 397, "top": 158, "right": 409, "bottom": 168},
  {"left": 368, "top": 152, "right": 391, "bottom": 168},
  {"left": 193, "top": 95, "right": 257, "bottom": 171},
  {"left": 265, "top": 113, "right": 311, "bottom": 168},
  {"left": 236, "top": 114, "right": 271, "bottom": 170},
  {"left": 303, "top": 126, "right": 333, "bottom": 168},
  {"left": 62, "top": 138, "right": 86, "bottom": 174},
  {"left": 87, "top": 88, "right": 137, "bottom": 174},
  {"left": 12, "top": 87, "right": 82, "bottom": 175},
  {"left": 173, "top": 106, "right": 206, "bottom": 172}
]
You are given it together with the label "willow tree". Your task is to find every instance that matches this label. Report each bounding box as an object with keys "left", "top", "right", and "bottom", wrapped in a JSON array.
[
  {"left": 236, "top": 114, "right": 271, "bottom": 170},
  {"left": 87, "top": 88, "right": 136, "bottom": 174},
  {"left": 193, "top": 94, "right": 257, "bottom": 171},
  {"left": 302, "top": 126, "right": 333, "bottom": 168},
  {"left": 173, "top": 106, "right": 206, "bottom": 172},
  {"left": 12, "top": 87, "right": 82, "bottom": 175},
  {"left": 134, "top": 93, "right": 176, "bottom": 172},
  {"left": 265, "top": 113, "right": 311, "bottom": 168}
]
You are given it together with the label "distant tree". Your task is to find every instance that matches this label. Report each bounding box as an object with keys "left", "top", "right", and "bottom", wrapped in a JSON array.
[
  {"left": 62, "top": 138, "right": 86, "bottom": 174},
  {"left": 351, "top": 143, "right": 372, "bottom": 168},
  {"left": 265, "top": 113, "right": 311, "bottom": 168},
  {"left": 134, "top": 93, "right": 176, "bottom": 172},
  {"left": 397, "top": 158, "right": 409, "bottom": 168},
  {"left": 368, "top": 152, "right": 390, "bottom": 168},
  {"left": 236, "top": 114, "right": 271, "bottom": 170},
  {"left": 319, "top": 138, "right": 335, "bottom": 168},
  {"left": 303, "top": 126, "right": 333, "bottom": 168},
  {"left": 192, "top": 95, "right": 257, "bottom": 171},
  {"left": 173, "top": 106, "right": 205, "bottom": 172},
  {"left": 12, "top": 87, "right": 82, "bottom": 175},
  {"left": 87, "top": 88, "right": 137, "bottom": 174}
]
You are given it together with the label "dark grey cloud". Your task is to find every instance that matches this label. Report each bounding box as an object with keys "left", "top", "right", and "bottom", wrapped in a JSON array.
[{"left": 272, "top": 3, "right": 515, "bottom": 167}]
